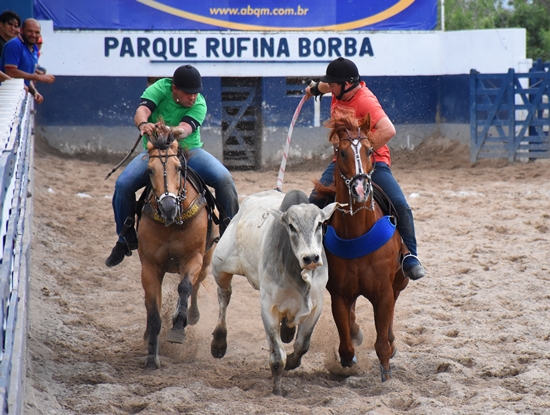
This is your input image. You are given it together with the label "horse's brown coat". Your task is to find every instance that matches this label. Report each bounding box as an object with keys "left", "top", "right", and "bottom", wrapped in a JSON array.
[
  {"left": 138, "top": 123, "right": 215, "bottom": 369},
  {"left": 315, "top": 110, "right": 409, "bottom": 380}
]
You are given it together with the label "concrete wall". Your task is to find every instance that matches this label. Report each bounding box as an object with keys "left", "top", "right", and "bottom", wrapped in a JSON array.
[
  {"left": 35, "top": 73, "right": 469, "bottom": 167},
  {"left": 31, "top": 27, "right": 528, "bottom": 167}
]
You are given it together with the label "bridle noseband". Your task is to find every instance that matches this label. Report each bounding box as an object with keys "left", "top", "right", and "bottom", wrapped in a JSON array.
[
  {"left": 148, "top": 146, "right": 189, "bottom": 225},
  {"left": 334, "top": 129, "right": 376, "bottom": 216}
]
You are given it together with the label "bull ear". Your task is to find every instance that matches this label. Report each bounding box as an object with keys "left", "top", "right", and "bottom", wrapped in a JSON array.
[
  {"left": 268, "top": 208, "right": 283, "bottom": 222},
  {"left": 321, "top": 202, "right": 344, "bottom": 220}
]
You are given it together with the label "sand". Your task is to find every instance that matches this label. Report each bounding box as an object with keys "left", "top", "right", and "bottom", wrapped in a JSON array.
[{"left": 25, "top": 135, "right": 550, "bottom": 414}]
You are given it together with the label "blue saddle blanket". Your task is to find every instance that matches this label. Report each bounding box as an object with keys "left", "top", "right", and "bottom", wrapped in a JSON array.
[{"left": 324, "top": 215, "right": 396, "bottom": 259}]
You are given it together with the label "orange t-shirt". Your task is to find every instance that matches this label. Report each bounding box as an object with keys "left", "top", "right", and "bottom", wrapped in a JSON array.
[{"left": 330, "top": 81, "right": 392, "bottom": 166}]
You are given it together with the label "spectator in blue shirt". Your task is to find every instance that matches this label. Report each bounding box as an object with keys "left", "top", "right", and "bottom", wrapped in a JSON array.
[
  {"left": 0, "top": 18, "right": 55, "bottom": 103},
  {"left": 0, "top": 10, "right": 20, "bottom": 57}
]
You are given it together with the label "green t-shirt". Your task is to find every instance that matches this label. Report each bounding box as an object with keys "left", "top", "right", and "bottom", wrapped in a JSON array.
[{"left": 140, "top": 78, "right": 206, "bottom": 150}]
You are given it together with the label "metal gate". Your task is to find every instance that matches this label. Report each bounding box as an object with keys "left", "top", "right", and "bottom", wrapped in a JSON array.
[
  {"left": 470, "top": 64, "right": 550, "bottom": 162},
  {"left": 221, "top": 77, "right": 262, "bottom": 169}
]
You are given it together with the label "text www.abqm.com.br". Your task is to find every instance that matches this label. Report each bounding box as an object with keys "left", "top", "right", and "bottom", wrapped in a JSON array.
[{"left": 209, "top": 5, "right": 309, "bottom": 18}]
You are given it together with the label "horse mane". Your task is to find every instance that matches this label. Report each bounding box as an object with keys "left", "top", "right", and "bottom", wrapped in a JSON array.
[
  {"left": 323, "top": 107, "right": 372, "bottom": 145},
  {"left": 148, "top": 117, "right": 177, "bottom": 151},
  {"left": 312, "top": 179, "right": 336, "bottom": 202}
]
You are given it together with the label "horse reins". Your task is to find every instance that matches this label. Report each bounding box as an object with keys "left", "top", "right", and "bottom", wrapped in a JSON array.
[{"left": 334, "top": 129, "right": 376, "bottom": 216}]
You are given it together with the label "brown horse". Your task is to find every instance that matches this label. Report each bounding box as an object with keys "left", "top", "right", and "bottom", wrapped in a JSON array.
[
  {"left": 314, "top": 109, "right": 409, "bottom": 381},
  {"left": 137, "top": 122, "right": 216, "bottom": 370}
]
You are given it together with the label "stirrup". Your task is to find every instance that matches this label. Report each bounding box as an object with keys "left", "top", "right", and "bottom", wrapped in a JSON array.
[
  {"left": 400, "top": 253, "right": 422, "bottom": 269},
  {"left": 120, "top": 216, "right": 138, "bottom": 250},
  {"left": 401, "top": 253, "right": 426, "bottom": 280}
]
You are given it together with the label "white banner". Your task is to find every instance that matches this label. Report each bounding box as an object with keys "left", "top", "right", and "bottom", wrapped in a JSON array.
[{"left": 39, "top": 21, "right": 527, "bottom": 77}]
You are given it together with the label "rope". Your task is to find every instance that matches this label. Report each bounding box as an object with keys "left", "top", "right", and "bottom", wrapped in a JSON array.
[
  {"left": 276, "top": 95, "right": 307, "bottom": 192},
  {"left": 104, "top": 134, "right": 142, "bottom": 180}
]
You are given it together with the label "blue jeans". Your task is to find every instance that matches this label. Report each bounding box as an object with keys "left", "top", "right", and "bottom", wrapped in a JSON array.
[
  {"left": 112, "top": 148, "right": 239, "bottom": 243},
  {"left": 309, "top": 161, "right": 419, "bottom": 256}
]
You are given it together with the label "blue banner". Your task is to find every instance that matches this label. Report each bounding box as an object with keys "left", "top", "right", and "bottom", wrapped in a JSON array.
[{"left": 34, "top": 0, "right": 437, "bottom": 31}]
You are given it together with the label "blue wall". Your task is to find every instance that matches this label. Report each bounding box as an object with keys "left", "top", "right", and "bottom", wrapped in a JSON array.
[
  {"left": 35, "top": 77, "right": 224, "bottom": 127},
  {"left": 36, "top": 75, "right": 471, "bottom": 129},
  {"left": 2, "top": 0, "right": 33, "bottom": 21}
]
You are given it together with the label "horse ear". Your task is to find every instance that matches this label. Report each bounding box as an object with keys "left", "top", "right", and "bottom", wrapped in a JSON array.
[
  {"left": 170, "top": 136, "right": 179, "bottom": 149},
  {"left": 361, "top": 113, "right": 371, "bottom": 133},
  {"left": 146, "top": 138, "right": 154, "bottom": 151}
]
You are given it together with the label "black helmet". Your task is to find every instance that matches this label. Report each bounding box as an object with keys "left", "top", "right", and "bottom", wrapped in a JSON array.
[
  {"left": 172, "top": 64, "right": 203, "bottom": 94},
  {"left": 320, "top": 57, "right": 360, "bottom": 83}
]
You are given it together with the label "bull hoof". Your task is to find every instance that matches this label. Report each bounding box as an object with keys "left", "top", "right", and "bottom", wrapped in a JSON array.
[
  {"left": 272, "top": 383, "right": 283, "bottom": 396},
  {"left": 284, "top": 352, "right": 302, "bottom": 371},
  {"left": 166, "top": 328, "right": 186, "bottom": 344},
  {"left": 211, "top": 327, "right": 228, "bottom": 358},
  {"left": 280, "top": 318, "right": 296, "bottom": 343},
  {"left": 144, "top": 355, "right": 160, "bottom": 370}
]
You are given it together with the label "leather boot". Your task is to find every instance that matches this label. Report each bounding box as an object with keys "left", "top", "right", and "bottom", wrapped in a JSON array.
[{"left": 402, "top": 254, "right": 426, "bottom": 280}]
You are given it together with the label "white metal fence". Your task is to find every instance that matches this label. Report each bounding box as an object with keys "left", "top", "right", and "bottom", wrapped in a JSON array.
[{"left": 0, "top": 79, "right": 33, "bottom": 415}]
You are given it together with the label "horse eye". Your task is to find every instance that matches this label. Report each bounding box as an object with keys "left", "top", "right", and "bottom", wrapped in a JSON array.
[
  {"left": 288, "top": 224, "right": 296, "bottom": 233},
  {"left": 316, "top": 222, "right": 323, "bottom": 232}
]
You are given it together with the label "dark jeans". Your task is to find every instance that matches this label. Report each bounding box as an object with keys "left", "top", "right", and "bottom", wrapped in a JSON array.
[{"left": 309, "top": 161, "right": 419, "bottom": 256}]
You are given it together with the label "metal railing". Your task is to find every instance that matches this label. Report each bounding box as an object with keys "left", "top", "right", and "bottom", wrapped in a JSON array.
[{"left": 0, "top": 79, "right": 33, "bottom": 415}]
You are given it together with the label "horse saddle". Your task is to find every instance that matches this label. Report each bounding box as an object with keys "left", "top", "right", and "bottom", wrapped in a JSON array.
[{"left": 373, "top": 182, "right": 399, "bottom": 221}]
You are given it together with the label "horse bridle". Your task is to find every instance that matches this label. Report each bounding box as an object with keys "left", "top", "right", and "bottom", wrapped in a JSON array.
[
  {"left": 148, "top": 147, "right": 189, "bottom": 224},
  {"left": 334, "top": 129, "right": 376, "bottom": 216}
]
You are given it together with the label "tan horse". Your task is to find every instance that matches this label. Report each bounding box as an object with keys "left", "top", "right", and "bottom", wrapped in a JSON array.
[
  {"left": 314, "top": 109, "right": 409, "bottom": 381},
  {"left": 138, "top": 122, "right": 216, "bottom": 370}
]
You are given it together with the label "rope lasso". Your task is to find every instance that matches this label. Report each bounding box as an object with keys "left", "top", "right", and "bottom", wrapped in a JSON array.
[
  {"left": 104, "top": 133, "right": 142, "bottom": 180},
  {"left": 276, "top": 95, "right": 307, "bottom": 192}
]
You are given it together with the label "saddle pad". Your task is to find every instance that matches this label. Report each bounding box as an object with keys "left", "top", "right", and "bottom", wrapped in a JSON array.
[{"left": 324, "top": 215, "right": 396, "bottom": 259}]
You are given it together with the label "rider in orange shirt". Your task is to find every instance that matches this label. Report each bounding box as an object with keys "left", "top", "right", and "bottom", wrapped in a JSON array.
[{"left": 305, "top": 57, "right": 426, "bottom": 281}]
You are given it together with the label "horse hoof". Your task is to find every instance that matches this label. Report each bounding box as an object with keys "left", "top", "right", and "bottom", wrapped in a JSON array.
[
  {"left": 351, "top": 329, "right": 364, "bottom": 346},
  {"left": 391, "top": 346, "right": 398, "bottom": 358},
  {"left": 341, "top": 355, "right": 357, "bottom": 368},
  {"left": 166, "top": 329, "right": 186, "bottom": 344},
  {"left": 379, "top": 363, "right": 392, "bottom": 382},
  {"left": 144, "top": 356, "right": 160, "bottom": 370},
  {"left": 211, "top": 327, "right": 228, "bottom": 358},
  {"left": 188, "top": 309, "right": 200, "bottom": 326}
]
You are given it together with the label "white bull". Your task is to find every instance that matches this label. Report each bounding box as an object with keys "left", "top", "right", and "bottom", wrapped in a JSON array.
[{"left": 210, "top": 189, "right": 338, "bottom": 395}]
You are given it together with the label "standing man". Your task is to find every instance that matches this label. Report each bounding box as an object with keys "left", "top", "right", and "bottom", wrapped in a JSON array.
[
  {"left": 0, "top": 10, "right": 20, "bottom": 57},
  {"left": 0, "top": 18, "right": 55, "bottom": 103},
  {"left": 106, "top": 64, "right": 240, "bottom": 267},
  {"left": 305, "top": 57, "right": 426, "bottom": 281}
]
